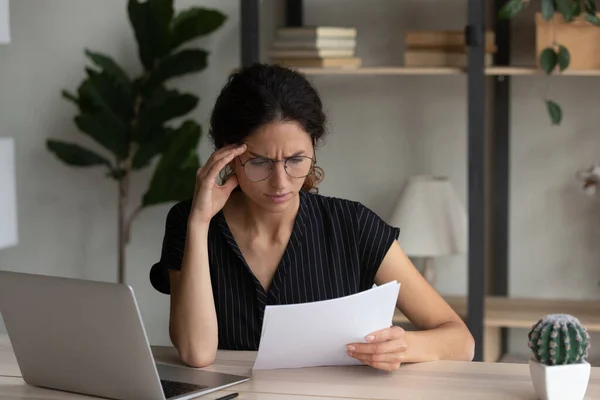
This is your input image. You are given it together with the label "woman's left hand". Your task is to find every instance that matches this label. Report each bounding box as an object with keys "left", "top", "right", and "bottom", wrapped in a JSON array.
[{"left": 346, "top": 326, "right": 407, "bottom": 371}]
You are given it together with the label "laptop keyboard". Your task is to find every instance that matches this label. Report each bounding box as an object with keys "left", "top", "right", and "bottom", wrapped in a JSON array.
[{"left": 160, "top": 379, "right": 209, "bottom": 399}]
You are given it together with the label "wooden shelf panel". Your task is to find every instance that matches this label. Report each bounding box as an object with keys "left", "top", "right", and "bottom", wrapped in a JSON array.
[
  {"left": 293, "top": 66, "right": 600, "bottom": 76},
  {"left": 487, "top": 66, "right": 600, "bottom": 76},
  {"left": 393, "top": 295, "right": 600, "bottom": 331},
  {"left": 296, "top": 66, "right": 465, "bottom": 75}
]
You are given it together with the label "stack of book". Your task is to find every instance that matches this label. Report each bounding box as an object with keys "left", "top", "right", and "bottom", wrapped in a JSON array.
[
  {"left": 403, "top": 30, "right": 496, "bottom": 67},
  {"left": 270, "top": 26, "right": 361, "bottom": 68}
]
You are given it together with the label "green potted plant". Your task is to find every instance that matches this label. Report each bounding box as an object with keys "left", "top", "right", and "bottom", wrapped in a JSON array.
[
  {"left": 499, "top": 0, "right": 600, "bottom": 125},
  {"left": 528, "top": 314, "right": 591, "bottom": 400},
  {"left": 46, "top": 0, "right": 226, "bottom": 284}
]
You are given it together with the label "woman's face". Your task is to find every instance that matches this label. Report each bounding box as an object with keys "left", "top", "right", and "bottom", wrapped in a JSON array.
[{"left": 232, "top": 120, "right": 314, "bottom": 213}]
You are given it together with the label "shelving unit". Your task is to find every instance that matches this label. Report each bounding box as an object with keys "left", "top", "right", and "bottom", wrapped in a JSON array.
[{"left": 238, "top": 0, "right": 600, "bottom": 363}]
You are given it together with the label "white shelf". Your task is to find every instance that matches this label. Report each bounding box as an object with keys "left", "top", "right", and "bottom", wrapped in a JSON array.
[
  {"left": 487, "top": 66, "right": 600, "bottom": 76},
  {"left": 296, "top": 66, "right": 465, "bottom": 75},
  {"left": 293, "top": 66, "right": 600, "bottom": 76}
]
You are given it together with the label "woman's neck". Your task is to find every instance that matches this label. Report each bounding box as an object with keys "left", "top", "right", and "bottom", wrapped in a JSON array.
[{"left": 227, "top": 191, "right": 299, "bottom": 242}]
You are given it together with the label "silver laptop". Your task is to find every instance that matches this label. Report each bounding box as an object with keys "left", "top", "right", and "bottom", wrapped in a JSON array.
[{"left": 0, "top": 270, "right": 250, "bottom": 400}]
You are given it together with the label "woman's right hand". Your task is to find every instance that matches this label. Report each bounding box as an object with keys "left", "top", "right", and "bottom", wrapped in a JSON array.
[{"left": 190, "top": 143, "right": 247, "bottom": 224}]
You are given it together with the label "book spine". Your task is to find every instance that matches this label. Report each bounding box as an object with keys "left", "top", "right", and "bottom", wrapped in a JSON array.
[
  {"left": 272, "top": 38, "right": 357, "bottom": 50},
  {"left": 405, "top": 31, "right": 495, "bottom": 48},
  {"left": 269, "top": 49, "right": 355, "bottom": 58}
]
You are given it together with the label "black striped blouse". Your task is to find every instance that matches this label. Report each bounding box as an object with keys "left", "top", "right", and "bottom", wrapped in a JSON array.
[{"left": 150, "top": 190, "right": 400, "bottom": 351}]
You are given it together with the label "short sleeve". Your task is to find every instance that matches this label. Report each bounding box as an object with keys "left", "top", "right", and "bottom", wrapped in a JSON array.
[
  {"left": 356, "top": 203, "right": 400, "bottom": 289},
  {"left": 158, "top": 200, "right": 192, "bottom": 271},
  {"left": 150, "top": 200, "right": 191, "bottom": 294}
]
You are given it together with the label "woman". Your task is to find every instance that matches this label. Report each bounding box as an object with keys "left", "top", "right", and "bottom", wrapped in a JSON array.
[{"left": 155, "top": 63, "right": 474, "bottom": 371}]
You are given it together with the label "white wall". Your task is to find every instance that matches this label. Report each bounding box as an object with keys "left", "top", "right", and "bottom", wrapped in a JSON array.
[
  {"left": 0, "top": 0, "right": 241, "bottom": 344},
  {"left": 1, "top": 0, "right": 599, "bottom": 361}
]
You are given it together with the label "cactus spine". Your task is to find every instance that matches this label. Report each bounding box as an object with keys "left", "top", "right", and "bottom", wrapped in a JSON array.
[{"left": 528, "top": 314, "right": 590, "bottom": 365}]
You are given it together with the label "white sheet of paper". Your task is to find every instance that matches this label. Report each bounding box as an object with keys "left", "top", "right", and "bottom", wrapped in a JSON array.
[
  {"left": 252, "top": 280, "right": 400, "bottom": 370},
  {"left": 0, "top": 0, "right": 10, "bottom": 44},
  {"left": 0, "top": 138, "right": 18, "bottom": 250}
]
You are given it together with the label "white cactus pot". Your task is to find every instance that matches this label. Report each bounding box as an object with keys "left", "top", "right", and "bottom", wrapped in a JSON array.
[{"left": 529, "top": 359, "right": 591, "bottom": 400}]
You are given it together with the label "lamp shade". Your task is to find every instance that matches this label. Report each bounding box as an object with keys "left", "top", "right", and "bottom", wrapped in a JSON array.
[
  {"left": 0, "top": 137, "right": 18, "bottom": 250},
  {"left": 0, "top": 0, "right": 9, "bottom": 44},
  {"left": 389, "top": 175, "right": 466, "bottom": 257}
]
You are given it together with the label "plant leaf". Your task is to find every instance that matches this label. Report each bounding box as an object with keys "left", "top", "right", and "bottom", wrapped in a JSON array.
[
  {"left": 144, "top": 154, "right": 199, "bottom": 206},
  {"left": 585, "top": 12, "right": 600, "bottom": 26},
  {"left": 62, "top": 90, "right": 79, "bottom": 106},
  {"left": 557, "top": 45, "right": 570, "bottom": 71},
  {"left": 73, "top": 81, "right": 97, "bottom": 114},
  {"left": 128, "top": 0, "right": 174, "bottom": 70},
  {"left": 555, "top": 0, "right": 573, "bottom": 21},
  {"left": 499, "top": 0, "right": 524, "bottom": 19},
  {"left": 128, "top": 0, "right": 154, "bottom": 70},
  {"left": 150, "top": 0, "right": 174, "bottom": 59},
  {"left": 85, "top": 50, "right": 131, "bottom": 86},
  {"left": 585, "top": 0, "right": 597, "bottom": 14},
  {"left": 75, "top": 72, "right": 131, "bottom": 159},
  {"left": 46, "top": 139, "right": 112, "bottom": 167},
  {"left": 144, "top": 49, "right": 208, "bottom": 92},
  {"left": 545, "top": 100, "right": 562, "bottom": 125},
  {"left": 82, "top": 68, "right": 134, "bottom": 121},
  {"left": 540, "top": 47, "right": 558, "bottom": 73},
  {"left": 132, "top": 126, "right": 173, "bottom": 170},
  {"left": 572, "top": 1, "right": 582, "bottom": 17},
  {"left": 136, "top": 88, "right": 198, "bottom": 137},
  {"left": 84, "top": 49, "right": 133, "bottom": 97},
  {"left": 142, "top": 120, "right": 201, "bottom": 207},
  {"left": 170, "top": 7, "right": 227, "bottom": 50},
  {"left": 75, "top": 112, "right": 129, "bottom": 159},
  {"left": 541, "top": 0, "right": 555, "bottom": 20}
]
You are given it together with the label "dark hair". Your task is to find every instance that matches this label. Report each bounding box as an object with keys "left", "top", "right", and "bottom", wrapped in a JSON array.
[{"left": 208, "top": 63, "right": 326, "bottom": 192}]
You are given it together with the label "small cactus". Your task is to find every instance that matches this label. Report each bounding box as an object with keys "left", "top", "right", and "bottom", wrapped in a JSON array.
[{"left": 528, "top": 314, "right": 590, "bottom": 366}]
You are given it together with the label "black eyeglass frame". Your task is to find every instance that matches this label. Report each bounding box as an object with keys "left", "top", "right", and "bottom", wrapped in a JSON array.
[{"left": 237, "top": 155, "right": 317, "bottom": 182}]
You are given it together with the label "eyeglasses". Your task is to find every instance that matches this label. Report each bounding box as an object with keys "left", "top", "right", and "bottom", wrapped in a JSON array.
[{"left": 238, "top": 155, "right": 316, "bottom": 182}]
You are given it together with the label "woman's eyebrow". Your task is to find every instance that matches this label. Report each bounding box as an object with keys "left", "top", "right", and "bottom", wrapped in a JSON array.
[{"left": 248, "top": 150, "right": 306, "bottom": 158}]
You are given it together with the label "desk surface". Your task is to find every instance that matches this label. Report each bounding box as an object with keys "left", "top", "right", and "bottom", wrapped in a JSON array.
[{"left": 2, "top": 334, "right": 600, "bottom": 399}]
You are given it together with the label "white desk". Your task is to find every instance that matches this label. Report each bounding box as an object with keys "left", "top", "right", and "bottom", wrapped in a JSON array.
[{"left": 1, "top": 334, "right": 599, "bottom": 399}]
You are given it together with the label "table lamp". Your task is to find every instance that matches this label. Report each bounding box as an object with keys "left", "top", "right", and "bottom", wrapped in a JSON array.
[
  {"left": 388, "top": 175, "right": 467, "bottom": 286},
  {"left": 0, "top": 138, "right": 18, "bottom": 251}
]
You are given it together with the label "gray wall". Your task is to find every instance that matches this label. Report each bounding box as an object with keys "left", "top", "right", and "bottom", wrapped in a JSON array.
[{"left": 0, "top": 0, "right": 598, "bottom": 360}]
